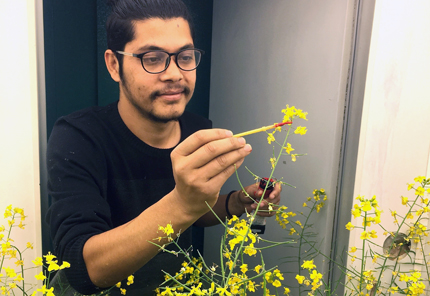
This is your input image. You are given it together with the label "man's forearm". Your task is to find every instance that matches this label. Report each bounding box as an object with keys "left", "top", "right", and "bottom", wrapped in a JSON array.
[
  {"left": 82, "top": 190, "right": 197, "bottom": 288},
  {"left": 194, "top": 191, "right": 245, "bottom": 227}
]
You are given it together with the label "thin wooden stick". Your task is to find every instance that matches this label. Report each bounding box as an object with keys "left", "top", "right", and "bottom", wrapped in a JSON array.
[{"left": 233, "top": 121, "right": 292, "bottom": 137}]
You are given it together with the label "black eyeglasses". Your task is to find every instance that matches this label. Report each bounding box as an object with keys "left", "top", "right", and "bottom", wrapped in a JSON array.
[{"left": 115, "top": 48, "right": 204, "bottom": 74}]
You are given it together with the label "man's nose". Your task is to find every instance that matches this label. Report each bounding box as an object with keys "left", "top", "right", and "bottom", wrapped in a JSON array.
[{"left": 160, "top": 57, "right": 183, "bottom": 81}]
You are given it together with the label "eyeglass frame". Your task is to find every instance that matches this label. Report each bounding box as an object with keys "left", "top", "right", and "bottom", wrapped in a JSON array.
[{"left": 115, "top": 48, "right": 204, "bottom": 74}]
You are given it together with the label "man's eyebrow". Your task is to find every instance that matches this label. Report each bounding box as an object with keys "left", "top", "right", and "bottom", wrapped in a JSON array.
[{"left": 136, "top": 43, "right": 195, "bottom": 52}]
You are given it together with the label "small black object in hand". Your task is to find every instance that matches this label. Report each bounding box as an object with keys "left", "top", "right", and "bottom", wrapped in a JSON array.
[{"left": 259, "top": 177, "right": 276, "bottom": 193}]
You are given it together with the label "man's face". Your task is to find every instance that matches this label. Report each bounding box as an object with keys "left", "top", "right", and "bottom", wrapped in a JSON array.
[{"left": 119, "top": 18, "right": 196, "bottom": 123}]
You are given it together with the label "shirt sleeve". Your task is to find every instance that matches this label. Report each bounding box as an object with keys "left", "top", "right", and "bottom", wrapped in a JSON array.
[{"left": 46, "top": 116, "right": 111, "bottom": 294}]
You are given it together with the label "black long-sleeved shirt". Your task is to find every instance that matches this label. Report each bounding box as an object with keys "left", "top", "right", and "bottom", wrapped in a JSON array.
[{"left": 46, "top": 101, "right": 211, "bottom": 295}]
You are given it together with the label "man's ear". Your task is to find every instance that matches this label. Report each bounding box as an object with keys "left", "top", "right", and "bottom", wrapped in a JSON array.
[{"left": 105, "top": 49, "right": 121, "bottom": 82}]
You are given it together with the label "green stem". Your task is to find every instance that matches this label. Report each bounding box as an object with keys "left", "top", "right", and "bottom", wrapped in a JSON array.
[
  {"left": 359, "top": 211, "right": 367, "bottom": 293},
  {"left": 419, "top": 236, "right": 430, "bottom": 284}
]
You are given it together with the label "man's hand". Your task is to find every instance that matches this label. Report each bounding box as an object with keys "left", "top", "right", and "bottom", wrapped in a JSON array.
[
  {"left": 170, "top": 129, "right": 252, "bottom": 218},
  {"left": 235, "top": 181, "right": 282, "bottom": 217}
]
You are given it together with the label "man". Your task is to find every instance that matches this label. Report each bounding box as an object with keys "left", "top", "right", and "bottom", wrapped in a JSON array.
[{"left": 46, "top": 0, "right": 281, "bottom": 295}]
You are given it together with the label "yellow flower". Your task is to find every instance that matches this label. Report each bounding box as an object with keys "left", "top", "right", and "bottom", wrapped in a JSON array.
[
  {"left": 60, "top": 261, "right": 71, "bottom": 269},
  {"left": 270, "top": 157, "right": 276, "bottom": 168},
  {"left": 389, "top": 286, "right": 398, "bottom": 293},
  {"left": 351, "top": 207, "right": 361, "bottom": 218},
  {"left": 37, "top": 285, "right": 55, "bottom": 296},
  {"left": 18, "top": 221, "right": 25, "bottom": 229},
  {"left": 291, "top": 154, "right": 297, "bottom": 162},
  {"left": 310, "top": 270, "right": 322, "bottom": 282},
  {"left": 296, "top": 275, "right": 305, "bottom": 284},
  {"left": 120, "top": 288, "right": 127, "bottom": 295},
  {"left": 361, "top": 201, "right": 372, "bottom": 212},
  {"left": 272, "top": 280, "right": 282, "bottom": 287},
  {"left": 158, "top": 224, "right": 174, "bottom": 236},
  {"left": 284, "top": 287, "right": 291, "bottom": 295},
  {"left": 301, "top": 260, "right": 316, "bottom": 270},
  {"left": 414, "top": 176, "right": 425, "bottom": 183},
  {"left": 349, "top": 246, "right": 357, "bottom": 253},
  {"left": 284, "top": 143, "right": 294, "bottom": 154},
  {"left": 8, "top": 283, "right": 17, "bottom": 290},
  {"left": 244, "top": 245, "right": 257, "bottom": 256},
  {"left": 4, "top": 267, "right": 16, "bottom": 278},
  {"left": 216, "top": 286, "right": 232, "bottom": 296},
  {"left": 44, "top": 252, "right": 57, "bottom": 263},
  {"left": 411, "top": 271, "right": 421, "bottom": 282},
  {"left": 35, "top": 271, "right": 46, "bottom": 281},
  {"left": 372, "top": 254, "right": 380, "bottom": 263},
  {"left": 345, "top": 222, "right": 354, "bottom": 230},
  {"left": 274, "top": 269, "right": 284, "bottom": 280},
  {"left": 415, "top": 186, "right": 425, "bottom": 196},
  {"left": 360, "top": 231, "right": 370, "bottom": 240},
  {"left": 369, "top": 230, "right": 377, "bottom": 238},
  {"left": 251, "top": 265, "right": 261, "bottom": 274},
  {"left": 303, "top": 202, "right": 307, "bottom": 207},
  {"left": 294, "top": 126, "right": 307, "bottom": 135},
  {"left": 401, "top": 196, "right": 408, "bottom": 205},
  {"left": 240, "top": 264, "right": 248, "bottom": 274},
  {"left": 126, "top": 275, "right": 134, "bottom": 286},
  {"left": 48, "top": 261, "right": 60, "bottom": 272},
  {"left": 399, "top": 273, "right": 409, "bottom": 282},
  {"left": 15, "top": 260, "right": 24, "bottom": 266},
  {"left": 26, "top": 242, "right": 33, "bottom": 249},
  {"left": 267, "top": 133, "right": 276, "bottom": 144},
  {"left": 4, "top": 209, "right": 12, "bottom": 219},
  {"left": 32, "top": 257, "right": 43, "bottom": 266}
]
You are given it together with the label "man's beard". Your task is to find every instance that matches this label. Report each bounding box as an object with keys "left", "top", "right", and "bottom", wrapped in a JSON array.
[{"left": 121, "top": 77, "right": 191, "bottom": 124}]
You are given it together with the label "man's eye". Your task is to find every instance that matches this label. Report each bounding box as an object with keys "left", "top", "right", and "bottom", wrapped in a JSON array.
[
  {"left": 179, "top": 55, "right": 194, "bottom": 63},
  {"left": 143, "top": 56, "right": 162, "bottom": 64}
]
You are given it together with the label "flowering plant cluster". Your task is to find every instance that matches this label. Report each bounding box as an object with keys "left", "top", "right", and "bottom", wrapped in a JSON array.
[
  {"left": 5, "top": 105, "right": 429, "bottom": 296},
  {"left": 343, "top": 176, "right": 430, "bottom": 295},
  {"left": 152, "top": 105, "right": 317, "bottom": 295},
  {"left": 153, "top": 105, "right": 430, "bottom": 296},
  {"left": 0, "top": 206, "right": 133, "bottom": 296},
  {"left": 0, "top": 205, "right": 70, "bottom": 296}
]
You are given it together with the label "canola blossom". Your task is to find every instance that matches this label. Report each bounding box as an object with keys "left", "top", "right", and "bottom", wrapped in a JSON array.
[
  {"left": 344, "top": 177, "right": 430, "bottom": 295},
  {"left": 1, "top": 205, "right": 133, "bottom": 296}
]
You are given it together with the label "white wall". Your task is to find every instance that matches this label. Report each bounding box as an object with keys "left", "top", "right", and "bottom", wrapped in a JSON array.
[
  {"left": 348, "top": 0, "right": 430, "bottom": 287},
  {"left": 0, "top": 0, "right": 42, "bottom": 280},
  {"left": 207, "top": 0, "right": 357, "bottom": 289}
]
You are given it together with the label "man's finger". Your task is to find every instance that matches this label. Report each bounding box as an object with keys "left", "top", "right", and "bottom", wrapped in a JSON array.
[
  {"left": 186, "top": 137, "right": 249, "bottom": 169},
  {"left": 172, "top": 129, "right": 233, "bottom": 156}
]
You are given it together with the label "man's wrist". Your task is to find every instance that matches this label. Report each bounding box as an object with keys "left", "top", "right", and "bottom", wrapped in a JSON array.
[
  {"left": 225, "top": 191, "right": 236, "bottom": 219},
  {"left": 226, "top": 190, "right": 245, "bottom": 218}
]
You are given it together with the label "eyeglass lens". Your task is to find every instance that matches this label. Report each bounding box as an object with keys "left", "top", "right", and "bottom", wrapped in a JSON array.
[{"left": 141, "top": 49, "right": 201, "bottom": 73}]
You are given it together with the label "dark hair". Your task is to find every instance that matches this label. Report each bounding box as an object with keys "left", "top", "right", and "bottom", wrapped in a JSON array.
[{"left": 106, "top": 0, "right": 194, "bottom": 77}]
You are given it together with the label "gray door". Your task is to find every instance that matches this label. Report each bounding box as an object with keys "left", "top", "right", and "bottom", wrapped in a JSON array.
[{"left": 205, "top": 0, "right": 375, "bottom": 294}]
